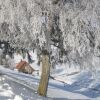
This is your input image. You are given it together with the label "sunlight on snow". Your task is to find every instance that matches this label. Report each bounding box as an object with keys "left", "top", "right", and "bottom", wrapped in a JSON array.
[{"left": 14, "top": 95, "right": 23, "bottom": 100}]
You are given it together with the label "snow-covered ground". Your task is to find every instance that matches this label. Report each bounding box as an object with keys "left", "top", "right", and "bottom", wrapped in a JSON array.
[
  {"left": 0, "top": 75, "right": 51, "bottom": 100},
  {"left": 0, "top": 51, "right": 100, "bottom": 100},
  {"left": 0, "top": 66, "right": 100, "bottom": 100}
]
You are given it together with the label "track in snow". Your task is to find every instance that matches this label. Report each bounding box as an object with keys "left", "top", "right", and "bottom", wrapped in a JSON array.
[{"left": 0, "top": 74, "right": 52, "bottom": 100}]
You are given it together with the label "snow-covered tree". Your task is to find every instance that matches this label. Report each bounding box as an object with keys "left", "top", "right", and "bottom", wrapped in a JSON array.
[
  {"left": 59, "top": 0, "right": 100, "bottom": 73},
  {"left": 0, "top": 0, "right": 100, "bottom": 96}
]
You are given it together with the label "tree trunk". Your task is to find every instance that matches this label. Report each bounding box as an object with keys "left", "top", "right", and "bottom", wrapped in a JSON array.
[{"left": 38, "top": 52, "right": 50, "bottom": 97}]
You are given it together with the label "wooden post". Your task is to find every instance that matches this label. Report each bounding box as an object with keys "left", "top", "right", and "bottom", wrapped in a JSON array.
[{"left": 38, "top": 50, "right": 50, "bottom": 96}]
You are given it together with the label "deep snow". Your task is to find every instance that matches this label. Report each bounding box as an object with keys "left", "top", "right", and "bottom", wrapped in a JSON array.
[
  {"left": 0, "top": 66, "right": 100, "bottom": 100},
  {"left": 0, "top": 51, "right": 100, "bottom": 100},
  {"left": 0, "top": 75, "right": 51, "bottom": 100}
]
